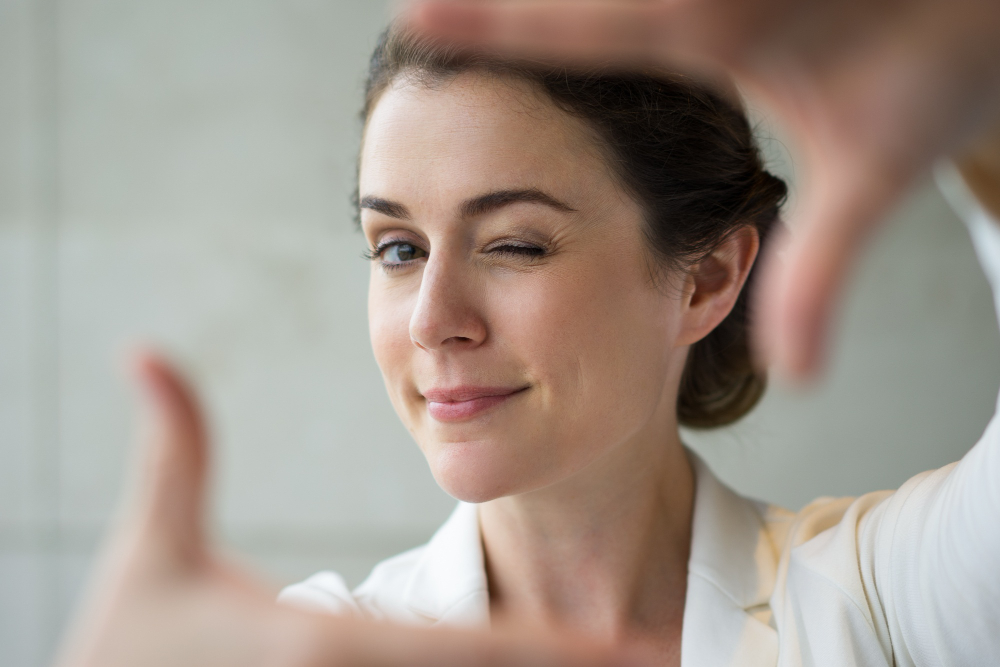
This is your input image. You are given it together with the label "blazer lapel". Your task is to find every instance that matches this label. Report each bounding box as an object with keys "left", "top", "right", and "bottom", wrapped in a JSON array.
[
  {"left": 681, "top": 451, "right": 780, "bottom": 666},
  {"left": 402, "top": 502, "right": 491, "bottom": 627}
]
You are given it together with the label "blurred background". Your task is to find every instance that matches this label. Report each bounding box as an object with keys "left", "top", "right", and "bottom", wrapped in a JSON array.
[{"left": 2, "top": 1, "right": 999, "bottom": 665}]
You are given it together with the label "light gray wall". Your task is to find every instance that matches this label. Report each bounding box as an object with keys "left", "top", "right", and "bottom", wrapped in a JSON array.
[{"left": 2, "top": 2, "right": 998, "bottom": 666}]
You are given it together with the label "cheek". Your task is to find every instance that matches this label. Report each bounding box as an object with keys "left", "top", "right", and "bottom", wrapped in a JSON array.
[
  {"left": 368, "top": 279, "right": 416, "bottom": 406},
  {"left": 497, "top": 258, "right": 679, "bottom": 450},
  {"left": 512, "top": 261, "right": 672, "bottom": 372}
]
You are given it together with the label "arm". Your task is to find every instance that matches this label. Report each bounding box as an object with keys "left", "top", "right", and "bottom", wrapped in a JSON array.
[
  {"left": 868, "top": 125, "right": 1000, "bottom": 664},
  {"left": 768, "top": 127, "right": 1000, "bottom": 666}
]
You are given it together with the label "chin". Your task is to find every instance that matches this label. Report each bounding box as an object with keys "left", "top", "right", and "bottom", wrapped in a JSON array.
[{"left": 426, "top": 440, "right": 541, "bottom": 503}]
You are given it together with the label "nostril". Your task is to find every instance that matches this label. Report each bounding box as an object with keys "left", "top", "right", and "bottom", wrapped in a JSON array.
[{"left": 443, "top": 335, "right": 474, "bottom": 345}]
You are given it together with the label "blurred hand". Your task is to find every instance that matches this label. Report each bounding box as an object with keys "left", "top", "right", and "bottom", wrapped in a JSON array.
[
  {"left": 54, "top": 351, "right": 645, "bottom": 667},
  {"left": 406, "top": 0, "right": 1000, "bottom": 378}
]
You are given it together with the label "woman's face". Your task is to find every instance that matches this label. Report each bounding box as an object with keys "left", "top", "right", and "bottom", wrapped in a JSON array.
[{"left": 360, "top": 72, "right": 692, "bottom": 502}]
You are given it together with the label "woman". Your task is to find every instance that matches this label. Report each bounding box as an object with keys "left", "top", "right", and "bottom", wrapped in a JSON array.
[
  {"left": 276, "top": 26, "right": 1000, "bottom": 665},
  {"left": 55, "top": 4, "right": 1000, "bottom": 667}
]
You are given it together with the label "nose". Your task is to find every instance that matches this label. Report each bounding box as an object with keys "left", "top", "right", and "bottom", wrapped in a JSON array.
[{"left": 409, "top": 254, "right": 488, "bottom": 351}]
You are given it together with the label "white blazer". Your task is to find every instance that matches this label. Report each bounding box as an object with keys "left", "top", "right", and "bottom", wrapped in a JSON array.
[{"left": 281, "top": 169, "right": 1000, "bottom": 666}]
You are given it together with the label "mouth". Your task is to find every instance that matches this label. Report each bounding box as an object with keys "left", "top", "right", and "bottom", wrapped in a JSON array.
[{"left": 422, "top": 385, "right": 529, "bottom": 423}]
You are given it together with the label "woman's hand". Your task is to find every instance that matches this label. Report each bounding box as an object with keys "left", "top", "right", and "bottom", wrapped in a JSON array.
[
  {"left": 53, "top": 351, "right": 646, "bottom": 667},
  {"left": 405, "top": 0, "right": 1000, "bottom": 379}
]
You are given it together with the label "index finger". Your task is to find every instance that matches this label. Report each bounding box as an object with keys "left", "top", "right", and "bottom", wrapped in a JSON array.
[{"left": 404, "top": 0, "right": 752, "bottom": 66}]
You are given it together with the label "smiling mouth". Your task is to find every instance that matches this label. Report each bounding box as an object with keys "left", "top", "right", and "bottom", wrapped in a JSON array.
[{"left": 422, "top": 386, "right": 529, "bottom": 422}]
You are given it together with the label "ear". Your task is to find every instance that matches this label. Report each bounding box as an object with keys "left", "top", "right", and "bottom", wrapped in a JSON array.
[{"left": 675, "top": 226, "right": 760, "bottom": 348}]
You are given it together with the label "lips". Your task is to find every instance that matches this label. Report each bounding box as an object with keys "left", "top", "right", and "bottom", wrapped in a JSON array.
[{"left": 422, "top": 385, "right": 527, "bottom": 422}]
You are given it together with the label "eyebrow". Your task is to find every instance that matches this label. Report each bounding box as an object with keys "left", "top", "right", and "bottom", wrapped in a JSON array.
[
  {"left": 358, "top": 196, "right": 410, "bottom": 219},
  {"left": 460, "top": 188, "right": 577, "bottom": 218},
  {"left": 358, "top": 188, "right": 576, "bottom": 221}
]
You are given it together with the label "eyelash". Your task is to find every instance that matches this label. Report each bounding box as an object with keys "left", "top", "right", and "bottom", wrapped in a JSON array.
[
  {"left": 362, "top": 238, "right": 407, "bottom": 261},
  {"left": 487, "top": 242, "right": 546, "bottom": 259},
  {"left": 364, "top": 238, "right": 547, "bottom": 271}
]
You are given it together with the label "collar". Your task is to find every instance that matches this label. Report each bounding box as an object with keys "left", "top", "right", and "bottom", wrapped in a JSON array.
[{"left": 400, "top": 452, "right": 780, "bottom": 664}]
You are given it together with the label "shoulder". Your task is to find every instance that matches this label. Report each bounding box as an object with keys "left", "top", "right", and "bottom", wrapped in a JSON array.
[
  {"left": 353, "top": 544, "right": 435, "bottom": 623},
  {"left": 278, "top": 502, "right": 489, "bottom": 627},
  {"left": 278, "top": 569, "right": 361, "bottom": 616},
  {"left": 776, "top": 462, "right": 956, "bottom": 585},
  {"left": 278, "top": 544, "right": 429, "bottom": 621},
  {"left": 768, "top": 464, "right": 959, "bottom": 664}
]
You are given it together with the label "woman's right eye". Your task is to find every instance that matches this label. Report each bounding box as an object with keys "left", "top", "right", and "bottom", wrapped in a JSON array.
[{"left": 378, "top": 241, "right": 428, "bottom": 266}]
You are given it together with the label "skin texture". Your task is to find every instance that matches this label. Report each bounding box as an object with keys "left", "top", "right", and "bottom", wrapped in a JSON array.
[
  {"left": 362, "top": 74, "right": 686, "bottom": 503},
  {"left": 406, "top": 0, "right": 1000, "bottom": 379},
  {"left": 360, "top": 72, "right": 759, "bottom": 660}
]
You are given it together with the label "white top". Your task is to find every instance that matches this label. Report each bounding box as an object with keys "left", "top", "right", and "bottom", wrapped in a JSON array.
[{"left": 280, "top": 169, "right": 1000, "bottom": 666}]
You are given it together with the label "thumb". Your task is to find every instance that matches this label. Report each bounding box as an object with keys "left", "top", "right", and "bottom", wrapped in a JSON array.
[
  {"left": 51, "top": 350, "right": 213, "bottom": 667},
  {"left": 127, "top": 349, "right": 210, "bottom": 564}
]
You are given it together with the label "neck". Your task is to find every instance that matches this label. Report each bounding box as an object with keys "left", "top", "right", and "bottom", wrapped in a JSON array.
[{"left": 478, "top": 422, "right": 694, "bottom": 645}]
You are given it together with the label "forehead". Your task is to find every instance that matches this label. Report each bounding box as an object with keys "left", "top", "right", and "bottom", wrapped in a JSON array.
[{"left": 359, "top": 72, "right": 612, "bottom": 205}]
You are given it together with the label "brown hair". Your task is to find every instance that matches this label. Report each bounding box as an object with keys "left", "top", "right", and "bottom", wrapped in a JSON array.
[{"left": 360, "top": 27, "right": 787, "bottom": 428}]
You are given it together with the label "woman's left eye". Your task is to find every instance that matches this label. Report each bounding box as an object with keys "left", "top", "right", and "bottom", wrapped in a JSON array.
[{"left": 487, "top": 242, "right": 546, "bottom": 258}]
